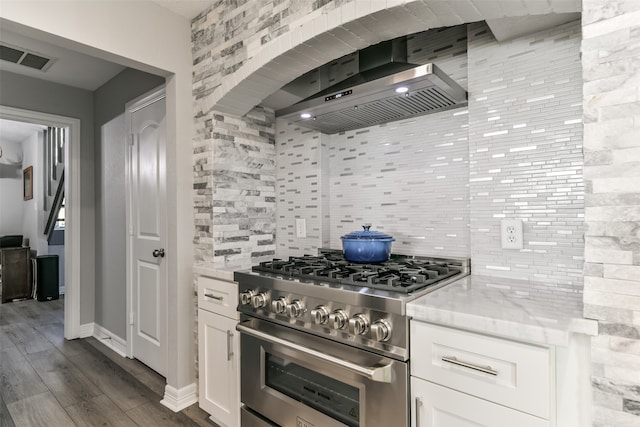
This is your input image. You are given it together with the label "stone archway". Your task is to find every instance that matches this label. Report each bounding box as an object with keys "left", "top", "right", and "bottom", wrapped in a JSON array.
[{"left": 204, "top": 0, "right": 575, "bottom": 116}]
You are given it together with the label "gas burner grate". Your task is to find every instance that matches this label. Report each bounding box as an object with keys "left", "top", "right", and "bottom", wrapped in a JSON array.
[{"left": 253, "top": 254, "right": 462, "bottom": 293}]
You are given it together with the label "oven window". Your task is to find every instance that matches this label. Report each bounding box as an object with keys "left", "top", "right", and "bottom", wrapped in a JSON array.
[{"left": 265, "top": 353, "right": 360, "bottom": 427}]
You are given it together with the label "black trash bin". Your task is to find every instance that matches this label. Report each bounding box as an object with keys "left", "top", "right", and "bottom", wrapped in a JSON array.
[{"left": 35, "top": 255, "right": 59, "bottom": 301}]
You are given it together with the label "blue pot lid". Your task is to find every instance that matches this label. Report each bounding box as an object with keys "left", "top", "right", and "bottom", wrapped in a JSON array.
[{"left": 341, "top": 225, "right": 395, "bottom": 241}]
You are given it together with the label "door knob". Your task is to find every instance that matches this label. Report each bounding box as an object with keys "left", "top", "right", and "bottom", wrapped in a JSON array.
[{"left": 152, "top": 248, "right": 165, "bottom": 258}]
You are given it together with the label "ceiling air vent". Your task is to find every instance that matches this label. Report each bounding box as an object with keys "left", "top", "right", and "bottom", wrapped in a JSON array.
[
  {"left": 0, "top": 45, "right": 24, "bottom": 63},
  {"left": 0, "top": 43, "right": 55, "bottom": 71}
]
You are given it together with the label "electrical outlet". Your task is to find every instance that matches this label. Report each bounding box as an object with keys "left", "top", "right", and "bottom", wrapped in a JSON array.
[
  {"left": 500, "top": 219, "right": 523, "bottom": 249},
  {"left": 296, "top": 218, "right": 306, "bottom": 238}
]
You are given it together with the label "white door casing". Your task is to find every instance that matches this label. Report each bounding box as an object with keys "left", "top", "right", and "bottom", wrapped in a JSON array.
[{"left": 126, "top": 87, "right": 167, "bottom": 376}]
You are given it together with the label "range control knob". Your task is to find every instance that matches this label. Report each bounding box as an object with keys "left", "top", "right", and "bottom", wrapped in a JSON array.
[
  {"left": 311, "top": 306, "right": 330, "bottom": 325},
  {"left": 251, "top": 293, "right": 269, "bottom": 309},
  {"left": 329, "top": 309, "right": 348, "bottom": 330},
  {"left": 371, "top": 319, "right": 392, "bottom": 342},
  {"left": 271, "top": 297, "right": 288, "bottom": 314},
  {"left": 348, "top": 314, "right": 370, "bottom": 336},
  {"left": 286, "top": 300, "right": 306, "bottom": 318},
  {"left": 239, "top": 290, "right": 255, "bottom": 305}
]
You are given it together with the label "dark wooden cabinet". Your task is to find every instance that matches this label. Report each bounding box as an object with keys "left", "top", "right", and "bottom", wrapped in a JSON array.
[{"left": 1, "top": 247, "right": 32, "bottom": 303}]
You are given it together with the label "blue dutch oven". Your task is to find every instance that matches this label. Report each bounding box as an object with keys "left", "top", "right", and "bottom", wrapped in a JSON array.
[{"left": 340, "top": 225, "right": 395, "bottom": 263}]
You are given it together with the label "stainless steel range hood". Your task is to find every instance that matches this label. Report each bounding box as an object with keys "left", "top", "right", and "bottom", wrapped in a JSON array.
[{"left": 275, "top": 39, "right": 468, "bottom": 134}]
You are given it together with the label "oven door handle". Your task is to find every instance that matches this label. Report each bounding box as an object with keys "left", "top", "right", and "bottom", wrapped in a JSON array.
[{"left": 237, "top": 323, "right": 393, "bottom": 383}]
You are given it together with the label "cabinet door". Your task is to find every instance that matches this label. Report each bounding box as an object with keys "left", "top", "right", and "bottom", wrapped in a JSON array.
[
  {"left": 411, "top": 378, "right": 549, "bottom": 427},
  {"left": 1, "top": 248, "right": 32, "bottom": 302},
  {"left": 198, "top": 309, "right": 240, "bottom": 427}
]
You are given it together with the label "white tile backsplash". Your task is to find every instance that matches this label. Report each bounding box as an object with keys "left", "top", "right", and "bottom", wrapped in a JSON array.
[
  {"left": 275, "top": 120, "right": 329, "bottom": 259},
  {"left": 275, "top": 21, "right": 584, "bottom": 289},
  {"left": 275, "top": 25, "right": 470, "bottom": 259},
  {"left": 467, "top": 21, "right": 584, "bottom": 289},
  {"left": 326, "top": 111, "right": 470, "bottom": 258}
]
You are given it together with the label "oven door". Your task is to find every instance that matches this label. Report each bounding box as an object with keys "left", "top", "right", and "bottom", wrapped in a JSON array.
[{"left": 238, "top": 318, "right": 408, "bottom": 427}]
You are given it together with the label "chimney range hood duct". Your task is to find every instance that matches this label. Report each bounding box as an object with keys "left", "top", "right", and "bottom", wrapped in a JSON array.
[{"left": 275, "top": 38, "right": 468, "bottom": 134}]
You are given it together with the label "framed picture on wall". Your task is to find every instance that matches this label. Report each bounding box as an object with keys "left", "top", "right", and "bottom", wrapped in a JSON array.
[{"left": 23, "top": 166, "right": 33, "bottom": 201}]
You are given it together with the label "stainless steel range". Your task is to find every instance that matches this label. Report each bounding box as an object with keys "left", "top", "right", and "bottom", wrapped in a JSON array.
[{"left": 236, "top": 249, "right": 469, "bottom": 427}]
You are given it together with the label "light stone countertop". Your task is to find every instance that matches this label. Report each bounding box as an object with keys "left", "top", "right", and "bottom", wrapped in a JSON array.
[
  {"left": 407, "top": 275, "right": 598, "bottom": 347},
  {"left": 193, "top": 262, "right": 252, "bottom": 282}
]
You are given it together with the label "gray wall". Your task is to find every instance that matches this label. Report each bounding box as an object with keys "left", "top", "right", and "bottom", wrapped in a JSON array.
[
  {"left": 94, "top": 68, "right": 164, "bottom": 339},
  {"left": 0, "top": 70, "right": 96, "bottom": 324}
]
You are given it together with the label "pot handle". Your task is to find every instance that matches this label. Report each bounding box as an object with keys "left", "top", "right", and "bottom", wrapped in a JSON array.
[{"left": 362, "top": 223, "right": 371, "bottom": 231}]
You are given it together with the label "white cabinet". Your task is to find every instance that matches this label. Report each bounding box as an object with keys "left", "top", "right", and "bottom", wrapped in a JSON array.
[
  {"left": 411, "top": 321, "right": 551, "bottom": 427},
  {"left": 198, "top": 276, "right": 240, "bottom": 427},
  {"left": 411, "top": 321, "right": 550, "bottom": 419},
  {"left": 411, "top": 378, "right": 548, "bottom": 427}
]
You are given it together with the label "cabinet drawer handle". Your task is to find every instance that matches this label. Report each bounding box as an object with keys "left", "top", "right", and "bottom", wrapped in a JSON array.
[
  {"left": 441, "top": 355, "right": 498, "bottom": 376},
  {"left": 415, "top": 396, "right": 423, "bottom": 427},
  {"left": 204, "top": 293, "right": 223, "bottom": 301},
  {"left": 226, "top": 330, "right": 234, "bottom": 361}
]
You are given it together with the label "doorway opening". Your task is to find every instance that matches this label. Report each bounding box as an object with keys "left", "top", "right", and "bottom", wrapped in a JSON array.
[{"left": 0, "top": 105, "right": 81, "bottom": 338}]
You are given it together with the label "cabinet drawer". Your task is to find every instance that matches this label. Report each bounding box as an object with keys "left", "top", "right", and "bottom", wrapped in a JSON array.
[
  {"left": 197, "top": 276, "right": 239, "bottom": 319},
  {"left": 410, "top": 321, "right": 550, "bottom": 419},
  {"left": 411, "top": 377, "right": 549, "bottom": 427}
]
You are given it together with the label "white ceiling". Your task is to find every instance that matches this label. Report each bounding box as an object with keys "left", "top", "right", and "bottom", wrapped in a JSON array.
[
  {"left": 150, "top": 0, "right": 215, "bottom": 19},
  {"left": 0, "top": 118, "right": 45, "bottom": 144},
  {"left": 486, "top": 12, "right": 579, "bottom": 42},
  {"left": 0, "top": 29, "right": 127, "bottom": 91},
  {"left": 0, "top": 1, "right": 216, "bottom": 92}
]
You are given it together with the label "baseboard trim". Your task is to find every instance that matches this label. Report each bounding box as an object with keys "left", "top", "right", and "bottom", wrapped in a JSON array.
[
  {"left": 93, "top": 324, "right": 127, "bottom": 358},
  {"left": 78, "top": 322, "right": 94, "bottom": 338},
  {"left": 160, "top": 383, "right": 198, "bottom": 412}
]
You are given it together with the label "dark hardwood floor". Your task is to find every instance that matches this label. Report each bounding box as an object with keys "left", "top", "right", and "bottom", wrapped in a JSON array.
[{"left": 0, "top": 297, "right": 217, "bottom": 427}]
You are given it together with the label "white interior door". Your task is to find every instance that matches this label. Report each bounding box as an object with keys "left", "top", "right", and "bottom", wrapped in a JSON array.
[{"left": 127, "top": 88, "right": 167, "bottom": 376}]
